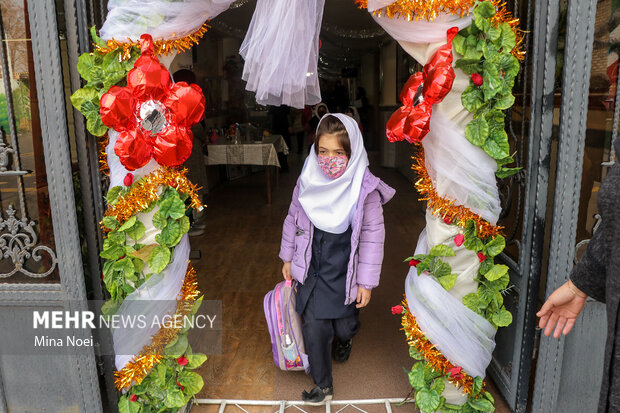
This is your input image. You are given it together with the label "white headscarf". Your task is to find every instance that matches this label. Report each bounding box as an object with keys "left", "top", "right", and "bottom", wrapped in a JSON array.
[{"left": 298, "top": 113, "right": 369, "bottom": 234}]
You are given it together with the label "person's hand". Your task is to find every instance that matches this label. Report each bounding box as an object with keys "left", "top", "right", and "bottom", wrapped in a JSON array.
[
  {"left": 537, "top": 280, "right": 587, "bottom": 338},
  {"left": 356, "top": 286, "right": 372, "bottom": 308},
  {"left": 282, "top": 262, "right": 292, "bottom": 281}
]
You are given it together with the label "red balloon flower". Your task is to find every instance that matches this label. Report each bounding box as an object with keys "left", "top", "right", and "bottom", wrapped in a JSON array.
[
  {"left": 386, "top": 27, "right": 459, "bottom": 144},
  {"left": 100, "top": 34, "right": 206, "bottom": 171}
]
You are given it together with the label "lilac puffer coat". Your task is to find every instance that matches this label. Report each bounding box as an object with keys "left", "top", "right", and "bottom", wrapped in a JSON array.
[{"left": 279, "top": 168, "right": 395, "bottom": 305}]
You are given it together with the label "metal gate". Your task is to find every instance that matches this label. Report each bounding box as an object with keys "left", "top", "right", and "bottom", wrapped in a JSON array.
[{"left": 0, "top": 0, "right": 106, "bottom": 411}]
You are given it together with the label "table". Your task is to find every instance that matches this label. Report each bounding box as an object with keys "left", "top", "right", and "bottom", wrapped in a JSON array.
[{"left": 205, "top": 135, "right": 289, "bottom": 204}]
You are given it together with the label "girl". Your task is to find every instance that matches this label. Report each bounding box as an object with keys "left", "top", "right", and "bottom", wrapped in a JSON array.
[{"left": 279, "top": 113, "right": 395, "bottom": 404}]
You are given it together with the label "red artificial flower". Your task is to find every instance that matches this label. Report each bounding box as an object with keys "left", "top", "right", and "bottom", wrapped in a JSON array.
[
  {"left": 391, "top": 305, "right": 404, "bottom": 315},
  {"left": 471, "top": 73, "right": 483, "bottom": 86},
  {"left": 409, "top": 259, "right": 421, "bottom": 267},
  {"left": 129, "top": 394, "right": 138, "bottom": 402},
  {"left": 386, "top": 27, "right": 459, "bottom": 144},
  {"left": 101, "top": 273, "right": 104, "bottom": 280},
  {"left": 454, "top": 233, "right": 465, "bottom": 247},
  {"left": 448, "top": 366, "right": 463, "bottom": 380},
  {"left": 443, "top": 217, "right": 452, "bottom": 225},
  {"left": 176, "top": 381, "right": 185, "bottom": 391},
  {"left": 477, "top": 252, "right": 487, "bottom": 262},
  {"left": 123, "top": 173, "right": 134, "bottom": 187},
  {"left": 177, "top": 355, "right": 189, "bottom": 366},
  {"left": 100, "top": 34, "right": 205, "bottom": 171}
]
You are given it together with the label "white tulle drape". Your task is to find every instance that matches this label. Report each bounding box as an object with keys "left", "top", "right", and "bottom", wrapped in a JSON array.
[
  {"left": 100, "top": 0, "right": 236, "bottom": 41},
  {"left": 239, "top": 0, "right": 325, "bottom": 108},
  {"left": 372, "top": 13, "right": 473, "bottom": 44}
]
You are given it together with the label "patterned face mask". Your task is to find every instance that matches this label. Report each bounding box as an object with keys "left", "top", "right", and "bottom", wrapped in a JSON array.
[{"left": 318, "top": 155, "right": 348, "bottom": 179}]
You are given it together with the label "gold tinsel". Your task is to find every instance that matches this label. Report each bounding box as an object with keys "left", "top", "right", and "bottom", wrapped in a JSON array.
[
  {"left": 94, "top": 23, "right": 210, "bottom": 60},
  {"left": 412, "top": 147, "right": 503, "bottom": 239},
  {"left": 99, "top": 134, "right": 110, "bottom": 176},
  {"left": 114, "top": 265, "right": 201, "bottom": 391},
  {"left": 401, "top": 297, "right": 483, "bottom": 396},
  {"left": 102, "top": 166, "right": 203, "bottom": 231},
  {"left": 356, "top": 0, "right": 525, "bottom": 60}
]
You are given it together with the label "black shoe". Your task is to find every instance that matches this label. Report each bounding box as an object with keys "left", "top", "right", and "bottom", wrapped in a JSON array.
[
  {"left": 301, "top": 385, "right": 333, "bottom": 405},
  {"left": 333, "top": 338, "right": 352, "bottom": 362}
]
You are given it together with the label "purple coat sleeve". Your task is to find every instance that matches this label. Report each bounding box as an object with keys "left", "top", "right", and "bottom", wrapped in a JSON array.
[
  {"left": 355, "top": 190, "right": 386, "bottom": 289},
  {"left": 279, "top": 182, "right": 300, "bottom": 263}
]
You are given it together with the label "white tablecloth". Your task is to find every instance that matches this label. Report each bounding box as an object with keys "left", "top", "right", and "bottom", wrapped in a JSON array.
[{"left": 204, "top": 135, "right": 289, "bottom": 168}]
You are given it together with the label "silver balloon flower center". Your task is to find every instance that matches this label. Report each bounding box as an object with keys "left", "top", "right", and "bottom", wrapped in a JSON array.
[{"left": 139, "top": 100, "right": 167, "bottom": 135}]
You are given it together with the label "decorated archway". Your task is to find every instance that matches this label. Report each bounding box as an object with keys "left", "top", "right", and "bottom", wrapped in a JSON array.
[{"left": 69, "top": 1, "right": 523, "bottom": 412}]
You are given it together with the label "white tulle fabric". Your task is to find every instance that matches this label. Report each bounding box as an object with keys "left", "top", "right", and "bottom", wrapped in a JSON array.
[
  {"left": 114, "top": 235, "right": 190, "bottom": 371},
  {"left": 408, "top": 230, "right": 496, "bottom": 379},
  {"left": 422, "top": 110, "right": 500, "bottom": 225},
  {"left": 100, "top": 0, "right": 236, "bottom": 41},
  {"left": 298, "top": 113, "right": 369, "bottom": 234},
  {"left": 372, "top": 13, "right": 473, "bottom": 44},
  {"left": 239, "top": 0, "right": 325, "bottom": 109}
]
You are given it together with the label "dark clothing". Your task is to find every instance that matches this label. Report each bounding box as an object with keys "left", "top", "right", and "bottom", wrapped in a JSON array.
[
  {"left": 296, "top": 227, "right": 357, "bottom": 319},
  {"left": 295, "top": 226, "right": 360, "bottom": 387},
  {"left": 570, "top": 142, "right": 620, "bottom": 412}
]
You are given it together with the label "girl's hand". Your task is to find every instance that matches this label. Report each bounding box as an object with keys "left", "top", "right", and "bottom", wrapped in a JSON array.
[
  {"left": 356, "top": 286, "right": 372, "bottom": 308},
  {"left": 536, "top": 280, "right": 587, "bottom": 338},
  {"left": 282, "top": 262, "right": 292, "bottom": 281}
]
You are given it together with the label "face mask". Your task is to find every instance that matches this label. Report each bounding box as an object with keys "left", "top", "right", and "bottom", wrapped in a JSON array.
[{"left": 318, "top": 155, "right": 348, "bottom": 179}]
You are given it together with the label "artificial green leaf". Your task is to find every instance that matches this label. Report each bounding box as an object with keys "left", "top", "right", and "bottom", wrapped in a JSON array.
[
  {"left": 465, "top": 117, "right": 489, "bottom": 147},
  {"left": 164, "top": 388, "right": 186, "bottom": 408},
  {"left": 434, "top": 262, "right": 452, "bottom": 278},
  {"left": 148, "top": 245, "right": 171, "bottom": 274},
  {"left": 415, "top": 389, "right": 442, "bottom": 413},
  {"left": 118, "top": 216, "right": 137, "bottom": 232},
  {"left": 423, "top": 364, "right": 442, "bottom": 382},
  {"left": 429, "top": 244, "right": 456, "bottom": 257},
  {"left": 464, "top": 219, "right": 477, "bottom": 238},
  {"left": 152, "top": 210, "right": 167, "bottom": 229},
  {"left": 496, "top": 166, "right": 522, "bottom": 178},
  {"left": 70, "top": 86, "right": 99, "bottom": 110},
  {"left": 408, "top": 362, "right": 426, "bottom": 389},
  {"left": 462, "top": 86, "right": 485, "bottom": 112},
  {"left": 497, "top": 154, "right": 515, "bottom": 167},
  {"left": 164, "top": 333, "right": 189, "bottom": 357},
  {"left": 157, "top": 219, "right": 181, "bottom": 247},
  {"left": 430, "top": 378, "right": 445, "bottom": 395},
  {"left": 106, "top": 186, "right": 123, "bottom": 205},
  {"left": 463, "top": 293, "right": 482, "bottom": 313},
  {"left": 413, "top": 254, "right": 427, "bottom": 261},
  {"left": 455, "top": 58, "right": 483, "bottom": 75},
  {"left": 500, "top": 22, "right": 517, "bottom": 51},
  {"left": 121, "top": 283, "right": 135, "bottom": 294},
  {"left": 486, "top": 272, "right": 511, "bottom": 291},
  {"left": 474, "top": 1, "right": 496, "bottom": 19},
  {"left": 118, "top": 395, "right": 141, "bottom": 413},
  {"left": 494, "top": 93, "right": 515, "bottom": 110},
  {"left": 453, "top": 34, "right": 467, "bottom": 56},
  {"left": 416, "top": 261, "right": 429, "bottom": 276},
  {"left": 100, "top": 244, "right": 125, "bottom": 260},
  {"left": 178, "top": 370, "right": 204, "bottom": 395},
  {"left": 409, "top": 346, "right": 424, "bottom": 360},
  {"left": 101, "top": 300, "right": 121, "bottom": 316},
  {"left": 487, "top": 25, "right": 502, "bottom": 43},
  {"left": 179, "top": 215, "right": 191, "bottom": 235},
  {"left": 126, "top": 221, "right": 146, "bottom": 242},
  {"left": 485, "top": 235, "right": 506, "bottom": 257},
  {"left": 438, "top": 273, "right": 458, "bottom": 291},
  {"left": 474, "top": 14, "right": 492, "bottom": 32},
  {"left": 77, "top": 52, "right": 104, "bottom": 83},
  {"left": 484, "top": 391, "right": 495, "bottom": 404},
  {"left": 86, "top": 115, "right": 108, "bottom": 137},
  {"left": 186, "top": 353, "right": 208, "bottom": 369},
  {"left": 498, "top": 52, "right": 520, "bottom": 78},
  {"left": 467, "top": 397, "right": 494, "bottom": 411},
  {"left": 481, "top": 62, "right": 502, "bottom": 101},
  {"left": 473, "top": 376, "right": 484, "bottom": 396},
  {"left": 484, "top": 264, "right": 509, "bottom": 281},
  {"left": 102, "top": 216, "right": 119, "bottom": 230},
  {"left": 159, "top": 193, "right": 186, "bottom": 219},
  {"left": 477, "top": 285, "right": 495, "bottom": 307},
  {"left": 190, "top": 295, "right": 204, "bottom": 315},
  {"left": 132, "top": 258, "right": 144, "bottom": 273},
  {"left": 114, "top": 257, "right": 135, "bottom": 279},
  {"left": 483, "top": 129, "right": 510, "bottom": 160},
  {"left": 465, "top": 45, "right": 484, "bottom": 60},
  {"left": 464, "top": 236, "right": 485, "bottom": 252},
  {"left": 90, "top": 26, "right": 108, "bottom": 48},
  {"left": 479, "top": 259, "right": 494, "bottom": 275},
  {"left": 492, "top": 307, "right": 513, "bottom": 327}
]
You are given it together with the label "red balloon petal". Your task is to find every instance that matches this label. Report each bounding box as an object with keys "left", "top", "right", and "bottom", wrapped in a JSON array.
[
  {"left": 127, "top": 55, "right": 171, "bottom": 101},
  {"left": 400, "top": 72, "right": 424, "bottom": 106},
  {"left": 423, "top": 64, "right": 455, "bottom": 103},
  {"left": 165, "top": 83, "right": 206, "bottom": 127},
  {"left": 114, "top": 129, "right": 153, "bottom": 171},
  {"left": 100, "top": 86, "right": 136, "bottom": 131},
  {"left": 386, "top": 106, "right": 410, "bottom": 142},
  {"left": 403, "top": 104, "right": 432, "bottom": 144},
  {"left": 151, "top": 125, "right": 193, "bottom": 167}
]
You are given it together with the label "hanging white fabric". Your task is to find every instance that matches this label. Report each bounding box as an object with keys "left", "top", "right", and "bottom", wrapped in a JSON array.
[
  {"left": 406, "top": 231, "right": 496, "bottom": 379},
  {"left": 298, "top": 113, "right": 369, "bottom": 234},
  {"left": 239, "top": 0, "right": 325, "bottom": 109},
  {"left": 422, "top": 110, "right": 501, "bottom": 225},
  {"left": 100, "top": 0, "right": 236, "bottom": 41},
  {"left": 372, "top": 12, "right": 473, "bottom": 44}
]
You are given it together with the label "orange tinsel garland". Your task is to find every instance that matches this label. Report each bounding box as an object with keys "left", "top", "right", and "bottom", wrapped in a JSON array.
[
  {"left": 401, "top": 298, "right": 483, "bottom": 396},
  {"left": 94, "top": 23, "right": 210, "bottom": 60},
  {"left": 114, "top": 265, "right": 201, "bottom": 391},
  {"left": 99, "top": 134, "right": 110, "bottom": 176},
  {"left": 355, "top": 0, "right": 524, "bottom": 60},
  {"left": 412, "top": 146, "right": 503, "bottom": 239},
  {"left": 103, "top": 166, "right": 203, "bottom": 230}
]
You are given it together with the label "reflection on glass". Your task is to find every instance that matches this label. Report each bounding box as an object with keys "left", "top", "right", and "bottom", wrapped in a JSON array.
[{"left": 0, "top": 0, "right": 58, "bottom": 283}]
